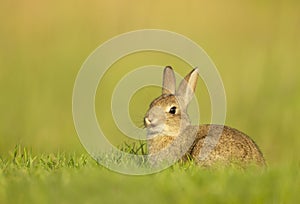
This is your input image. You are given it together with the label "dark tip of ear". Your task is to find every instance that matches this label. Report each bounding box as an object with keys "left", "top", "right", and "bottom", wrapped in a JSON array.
[
  {"left": 165, "top": 66, "right": 173, "bottom": 70},
  {"left": 193, "top": 67, "right": 199, "bottom": 72}
]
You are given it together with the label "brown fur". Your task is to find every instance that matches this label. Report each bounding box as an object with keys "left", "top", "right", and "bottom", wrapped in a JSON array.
[
  {"left": 144, "top": 67, "right": 266, "bottom": 168},
  {"left": 147, "top": 124, "right": 266, "bottom": 167}
]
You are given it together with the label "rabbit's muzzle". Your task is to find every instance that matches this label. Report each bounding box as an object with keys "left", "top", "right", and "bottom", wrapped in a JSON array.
[{"left": 144, "top": 106, "right": 166, "bottom": 136}]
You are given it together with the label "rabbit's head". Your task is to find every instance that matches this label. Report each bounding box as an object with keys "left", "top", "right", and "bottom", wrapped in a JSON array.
[{"left": 144, "top": 66, "right": 199, "bottom": 138}]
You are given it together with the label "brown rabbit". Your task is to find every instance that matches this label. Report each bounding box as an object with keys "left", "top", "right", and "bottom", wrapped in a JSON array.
[{"left": 144, "top": 66, "right": 266, "bottom": 167}]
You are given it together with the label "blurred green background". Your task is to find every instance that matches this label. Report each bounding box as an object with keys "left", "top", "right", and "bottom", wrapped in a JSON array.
[{"left": 0, "top": 0, "right": 299, "bottom": 167}]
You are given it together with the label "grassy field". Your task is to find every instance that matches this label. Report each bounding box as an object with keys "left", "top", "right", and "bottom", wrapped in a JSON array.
[
  {"left": 0, "top": 146, "right": 299, "bottom": 203},
  {"left": 0, "top": 0, "right": 300, "bottom": 203}
]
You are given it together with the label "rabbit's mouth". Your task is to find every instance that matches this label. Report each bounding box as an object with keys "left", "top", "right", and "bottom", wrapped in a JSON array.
[{"left": 146, "top": 125, "right": 165, "bottom": 138}]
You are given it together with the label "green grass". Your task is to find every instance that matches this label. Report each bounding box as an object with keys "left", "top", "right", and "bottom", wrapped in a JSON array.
[
  {"left": 0, "top": 145, "right": 299, "bottom": 203},
  {"left": 1, "top": 0, "right": 300, "bottom": 203}
]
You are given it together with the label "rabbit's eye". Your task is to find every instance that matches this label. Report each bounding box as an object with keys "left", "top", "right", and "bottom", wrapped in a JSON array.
[{"left": 169, "top": 106, "right": 177, "bottom": 114}]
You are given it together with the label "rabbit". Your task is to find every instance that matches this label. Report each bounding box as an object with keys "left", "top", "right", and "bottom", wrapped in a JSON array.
[{"left": 144, "top": 66, "right": 266, "bottom": 167}]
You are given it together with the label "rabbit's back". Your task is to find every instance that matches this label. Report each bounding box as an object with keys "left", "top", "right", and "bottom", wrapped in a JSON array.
[{"left": 188, "top": 124, "right": 266, "bottom": 167}]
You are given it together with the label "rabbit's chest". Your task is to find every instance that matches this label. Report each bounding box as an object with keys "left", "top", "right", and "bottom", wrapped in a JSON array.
[{"left": 147, "top": 136, "right": 175, "bottom": 154}]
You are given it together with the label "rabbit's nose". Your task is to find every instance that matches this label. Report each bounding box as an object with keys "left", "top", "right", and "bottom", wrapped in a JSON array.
[{"left": 144, "top": 117, "right": 151, "bottom": 127}]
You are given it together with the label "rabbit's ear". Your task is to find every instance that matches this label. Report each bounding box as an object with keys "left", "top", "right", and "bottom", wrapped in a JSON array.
[
  {"left": 177, "top": 68, "right": 199, "bottom": 106},
  {"left": 162, "top": 66, "right": 176, "bottom": 95}
]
